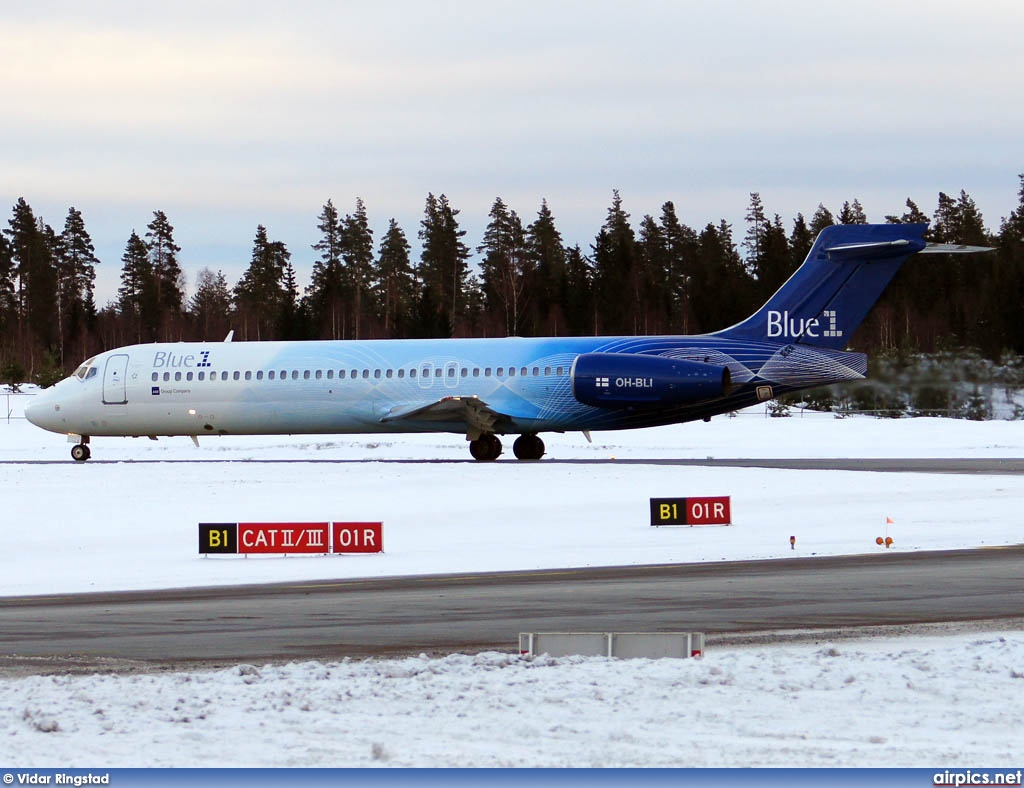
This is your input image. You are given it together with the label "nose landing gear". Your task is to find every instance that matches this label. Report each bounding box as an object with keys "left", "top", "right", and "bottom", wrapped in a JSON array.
[{"left": 71, "top": 441, "right": 92, "bottom": 462}]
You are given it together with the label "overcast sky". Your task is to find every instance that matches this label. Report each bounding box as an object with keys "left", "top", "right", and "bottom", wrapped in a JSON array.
[{"left": 3, "top": 0, "right": 1023, "bottom": 306}]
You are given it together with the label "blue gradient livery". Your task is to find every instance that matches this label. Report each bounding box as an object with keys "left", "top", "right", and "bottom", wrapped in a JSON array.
[{"left": 25, "top": 224, "right": 988, "bottom": 461}]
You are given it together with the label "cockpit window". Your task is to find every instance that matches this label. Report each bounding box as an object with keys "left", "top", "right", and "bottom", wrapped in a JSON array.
[{"left": 74, "top": 357, "right": 98, "bottom": 380}]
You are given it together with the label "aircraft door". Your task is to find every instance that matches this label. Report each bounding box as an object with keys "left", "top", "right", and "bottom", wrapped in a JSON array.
[{"left": 102, "top": 354, "right": 129, "bottom": 404}]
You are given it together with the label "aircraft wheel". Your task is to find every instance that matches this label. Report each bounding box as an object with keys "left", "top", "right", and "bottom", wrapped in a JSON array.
[
  {"left": 513, "top": 434, "right": 545, "bottom": 461},
  {"left": 469, "top": 434, "right": 502, "bottom": 461},
  {"left": 71, "top": 444, "right": 91, "bottom": 462}
]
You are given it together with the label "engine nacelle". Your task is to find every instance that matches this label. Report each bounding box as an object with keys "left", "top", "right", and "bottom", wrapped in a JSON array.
[{"left": 570, "top": 352, "right": 732, "bottom": 409}]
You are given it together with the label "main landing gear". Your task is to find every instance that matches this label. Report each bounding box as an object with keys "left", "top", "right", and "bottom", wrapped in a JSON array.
[
  {"left": 468, "top": 433, "right": 546, "bottom": 461},
  {"left": 469, "top": 434, "right": 502, "bottom": 461},
  {"left": 512, "top": 433, "right": 545, "bottom": 461},
  {"left": 71, "top": 439, "right": 91, "bottom": 462}
]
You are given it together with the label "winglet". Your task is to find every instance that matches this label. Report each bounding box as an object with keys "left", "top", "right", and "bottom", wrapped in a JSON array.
[{"left": 224, "top": 330, "right": 234, "bottom": 342}]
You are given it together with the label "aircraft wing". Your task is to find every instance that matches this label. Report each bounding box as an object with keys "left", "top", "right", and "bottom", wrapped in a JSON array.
[{"left": 379, "top": 395, "right": 514, "bottom": 440}]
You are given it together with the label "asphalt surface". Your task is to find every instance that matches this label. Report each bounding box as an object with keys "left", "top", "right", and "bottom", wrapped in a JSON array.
[
  {"left": 4, "top": 457, "right": 1024, "bottom": 473},
  {"left": 1, "top": 547, "right": 1022, "bottom": 672}
]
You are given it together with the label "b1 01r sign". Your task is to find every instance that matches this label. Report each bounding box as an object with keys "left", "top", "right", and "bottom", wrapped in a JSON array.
[{"left": 650, "top": 497, "right": 731, "bottom": 526}]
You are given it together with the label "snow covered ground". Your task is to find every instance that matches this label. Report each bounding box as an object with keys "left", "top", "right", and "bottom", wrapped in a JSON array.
[{"left": 2, "top": 389, "right": 1023, "bottom": 767}]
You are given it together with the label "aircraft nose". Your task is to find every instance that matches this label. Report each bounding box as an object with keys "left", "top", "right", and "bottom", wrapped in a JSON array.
[{"left": 24, "top": 390, "right": 63, "bottom": 432}]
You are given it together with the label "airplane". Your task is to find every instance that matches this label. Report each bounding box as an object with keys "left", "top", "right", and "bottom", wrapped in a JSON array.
[{"left": 25, "top": 223, "right": 992, "bottom": 462}]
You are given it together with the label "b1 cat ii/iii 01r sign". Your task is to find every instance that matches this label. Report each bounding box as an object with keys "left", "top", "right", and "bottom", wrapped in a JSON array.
[{"left": 199, "top": 522, "right": 383, "bottom": 554}]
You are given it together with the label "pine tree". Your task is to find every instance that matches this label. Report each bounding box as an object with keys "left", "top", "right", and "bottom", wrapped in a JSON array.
[
  {"left": 57, "top": 207, "right": 99, "bottom": 364},
  {"left": 660, "top": 201, "right": 699, "bottom": 334},
  {"left": 145, "top": 210, "right": 184, "bottom": 341},
  {"left": 789, "top": 212, "right": 814, "bottom": 264},
  {"left": 307, "top": 199, "right": 349, "bottom": 339},
  {"left": 234, "top": 225, "right": 290, "bottom": 340},
  {"left": 5, "top": 199, "right": 58, "bottom": 369},
  {"left": 809, "top": 204, "right": 835, "bottom": 236},
  {"left": 525, "top": 199, "right": 566, "bottom": 336},
  {"left": 838, "top": 199, "right": 868, "bottom": 224},
  {"left": 636, "top": 214, "right": 667, "bottom": 334},
  {"left": 993, "top": 174, "right": 1024, "bottom": 353},
  {"left": 0, "top": 233, "right": 14, "bottom": 360},
  {"left": 743, "top": 192, "right": 768, "bottom": 272},
  {"left": 478, "top": 197, "right": 529, "bottom": 336},
  {"left": 416, "top": 193, "right": 470, "bottom": 336},
  {"left": 563, "top": 244, "right": 593, "bottom": 335},
  {"left": 884, "top": 198, "right": 929, "bottom": 225},
  {"left": 342, "top": 198, "right": 375, "bottom": 339},
  {"left": 375, "top": 218, "right": 415, "bottom": 338},
  {"left": 117, "top": 231, "right": 157, "bottom": 344},
  {"left": 277, "top": 258, "right": 306, "bottom": 339},
  {"left": 189, "top": 268, "right": 233, "bottom": 340},
  {"left": 591, "top": 190, "right": 637, "bottom": 334},
  {"left": 689, "top": 221, "right": 754, "bottom": 333}
]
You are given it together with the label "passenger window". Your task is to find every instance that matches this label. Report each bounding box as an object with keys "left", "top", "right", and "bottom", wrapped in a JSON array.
[
  {"left": 256, "top": 371, "right": 263, "bottom": 380},
  {"left": 497, "top": 367, "right": 504, "bottom": 377},
  {"left": 447, "top": 367, "right": 455, "bottom": 378},
  {"left": 172, "top": 372, "right": 180, "bottom": 382},
  {"left": 326, "top": 370, "right": 333, "bottom": 380},
  {"left": 461, "top": 368, "right": 468, "bottom": 378},
  {"left": 508, "top": 367, "right": 515, "bottom": 377},
  {"left": 386, "top": 369, "right": 393, "bottom": 379},
  {"left": 398, "top": 369, "right": 405, "bottom": 379},
  {"left": 268, "top": 371, "right": 275, "bottom": 380},
  {"left": 163, "top": 372, "right": 170, "bottom": 382},
  {"left": 362, "top": 370, "right": 369, "bottom": 379},
  {"left": 485, "top": 367, "right": 492, "bottom": 376},
  {"left": 435, "top": 368, "right": 442, "bottom": 378},
  {"left": 198, "top": 372, "right": 205, "bottom": 381},
  {"left": 532, "top": 367, "right": 539, "bottom": 376},
  {"left": 233, "top": 371, "right": 240, "bottom": 381},
  {"left": 520, "top": 367, "right": 527, "bottom": 377},
  {"left": 544, "top": 367, "right": 552, "bottom": 376},
  {"left": 304, "top": 370, "right": 311, "bottom": 380},
  {"left": 186, "top": 372, "right": 193, "bottom": 381},
  {"left": 374, "top": 369, "right": 381, "bottom": 379},
  {"left": 557, "top": 366, "right": 564, "bottom": 376},
  {"left": 151, "top": 373, "right": 158, "bottom": 382},
  {"left": 410, "top": 368, "right": 417, "bottom": 378},
  {"left": 473, "top": 368, "right": 480, "bottom": 377},
  {"left": 339, "top": 370, "right": 346, "bottom": 379}
]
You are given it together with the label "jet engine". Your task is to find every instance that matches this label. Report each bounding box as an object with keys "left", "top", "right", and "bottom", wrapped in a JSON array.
[{"left": 570, "top": 352, "right": 732, "bottom": 408}]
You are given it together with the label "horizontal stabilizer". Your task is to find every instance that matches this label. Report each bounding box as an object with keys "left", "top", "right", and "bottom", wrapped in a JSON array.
[
  {"left": 823, "top": 239, "right": 915, "bottom": 260},
  {"left": 918, "top": 242, "right": 997, "bottom": 255}
]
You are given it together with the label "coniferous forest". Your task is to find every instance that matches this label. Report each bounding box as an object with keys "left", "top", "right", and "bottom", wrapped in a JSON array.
[{"left": 3, "top": 176, "right": 1024, "bottom": 390}]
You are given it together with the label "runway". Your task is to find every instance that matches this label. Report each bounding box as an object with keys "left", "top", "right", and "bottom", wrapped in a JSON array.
[
  {"left": 2, "top": 547, "right": 1022, "bottom": 671},
  {"left": 3, "top": 457, "right": 1024, "bottom": 473}
]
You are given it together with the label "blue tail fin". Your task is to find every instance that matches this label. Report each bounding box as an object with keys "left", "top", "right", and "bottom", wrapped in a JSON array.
[{"left": 716, "top": 223, "right": 929, "bottom": 349}]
